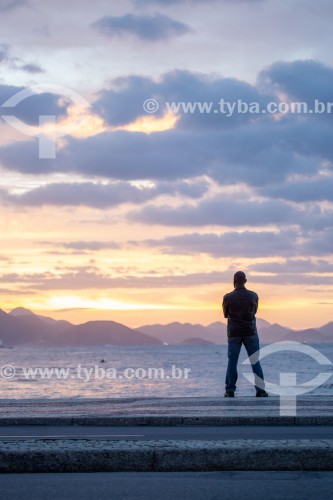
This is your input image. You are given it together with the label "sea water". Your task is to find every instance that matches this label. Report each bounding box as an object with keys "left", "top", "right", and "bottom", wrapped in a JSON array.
[{"left": 0, "top": 343, "right": 332, "bottom": 399}]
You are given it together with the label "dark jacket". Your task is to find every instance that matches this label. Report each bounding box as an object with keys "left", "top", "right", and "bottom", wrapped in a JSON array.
[{"left": 222, "top": 285, "right": 258, "bottom": 337}]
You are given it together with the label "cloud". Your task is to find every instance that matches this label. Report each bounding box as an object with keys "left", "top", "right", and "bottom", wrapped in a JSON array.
[
  {"left": 0, "top": 0, "right": 27, "bottom": 11},
  {"left": 0, "top": 59, "right": 332, "bottom": 257},
  {"left": 143, "top": 230, "right": 299, "bottom": 257},
  {"left": 259, "top": 59, "right": 333, "bottom": 106},
  {"left": 0, "top": 43, "right": 11, "bottom": 62},
  {"left": 92, "top": 13, "right": 190, "bottom": 41},
  {"left": 132, "top": 0, "right": 262, "bottom": 4},
  {"left": 93, "top": 70, "right": 270, "bottom": 128},
  {"left": 250, "top": 274, "right": 333, "bottom": 286},
  {"left": 133, "top": 0, "right": 205, "bottom": 4},
  {"left": 0, "top": 179, "right": 208, "bottom": 208},
  {"left": 0, "top": 288, "right": 36, "bottom": 296},
  {"left": 0, "top": 84, "right": 68, "bottom": 126},
  {"left": 0, "top": 122, "right": 323, "bottom": 187},
  {"left": 0, "top": 129, "right": 214, "bottom": 179},
  {"left": 0, "top": 268, "right": 231, "bottom": 290},
  {"left": 2, "top": 265, "right": 333, "bottom": 292},
  {"left": 1, "top": 60, "right": 332, "bottom": 190},
  {"left": 0, "top": 44, "right": 44, "bottom": 74},
  {"left": 2, "top": 181, "right": 158, "bottom": 208},
  {"left": 256, "top": 175, "right": 333, "bottom": 202},
  {"left": 19, "top": 63, "right": 44, "bottom": 74},
  {"left": 302, "top": 229, "right": 333, "bottom": 256},
  {"left": 130, "top": 194, "right": 333, "bottom": 234},
  {"left": 130, "top": 196, "right": 296, "bottom": 227},
  {"left": 60, "top": 241, "right": 120, "bottom": 251},
  {"left": 252, "top": 259, "right": 333, "bottom": 274}
]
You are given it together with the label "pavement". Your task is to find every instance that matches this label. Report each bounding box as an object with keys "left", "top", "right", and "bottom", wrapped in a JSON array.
[
  {"left": 0, "top": 396, "right": 332, "bottom": 472},
  {"left": 1, "top": 395, "right": 333, "bottom": 425},
  {"left": 2, "top": 424, "right": 333, "bottom": 440},
  {"left": 1, "top": 472, "right": 333, "bottom": 500}
]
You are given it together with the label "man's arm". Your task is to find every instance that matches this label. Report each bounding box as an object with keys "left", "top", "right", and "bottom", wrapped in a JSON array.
[
  {"left": 222, "top": 294, "right": 229, "bottom": 318},
  {"left": 254, "top": 294, "right": 259, "bottom": 315}
]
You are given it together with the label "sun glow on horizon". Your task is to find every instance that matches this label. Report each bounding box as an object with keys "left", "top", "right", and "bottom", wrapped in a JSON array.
[{"left": 35, "top": 295, "right": 178, "bottom": 311}]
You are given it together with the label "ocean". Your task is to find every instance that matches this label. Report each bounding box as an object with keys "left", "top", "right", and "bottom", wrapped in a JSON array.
[{"left": 0, "top": 343, "right": 333, "bottom": 400}]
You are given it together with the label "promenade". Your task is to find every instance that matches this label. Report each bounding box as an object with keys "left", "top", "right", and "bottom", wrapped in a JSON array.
[
  {"left": 1, "top": 396, "right": 333, "bottom": 424},
  {"left": 0, "top": 396, "right": 332, "bottom": 472}
]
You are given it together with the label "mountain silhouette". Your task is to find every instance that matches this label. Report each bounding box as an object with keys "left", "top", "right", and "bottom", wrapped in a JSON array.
[
  {"left": 0, "top": 307, "right": 331, "bottom": 346},
  {"left": 318, "top": 322, "right": 333, "bottom": 337},
  {"left": 0, "top": 309, "right": 159, "bottom": 346},
  {"left": 135, "top": 322, "right": 217, "bottom": 344},
  {"left": 57, "top": 320, "right": 160, "bottom": 346}
]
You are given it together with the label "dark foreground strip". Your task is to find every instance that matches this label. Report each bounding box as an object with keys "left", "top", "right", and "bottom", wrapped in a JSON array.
[
  {"left": 0, "top": 439, "right": 332, "bottom": 473},
  {"left": 0, "top": 416, "right": 333, "bottom": 426}
]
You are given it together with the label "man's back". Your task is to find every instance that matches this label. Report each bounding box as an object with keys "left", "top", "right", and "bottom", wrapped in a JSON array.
[
  {"left": 223, "top": 272, "right": 267, "bottom": 397},
  {"left": 223, "top": 285, "right": 258, "bottom": 337}
]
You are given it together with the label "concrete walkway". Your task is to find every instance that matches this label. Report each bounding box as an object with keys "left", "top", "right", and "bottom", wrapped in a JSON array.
[
  {"left": 0, "top": 396, "right": 332, "bottom": 425},
  {"left": 1, "top": 437, "right": 332, "bottom": 473},
  {"left": 0, "top": 397, "right": 332, "bottom": 472}
]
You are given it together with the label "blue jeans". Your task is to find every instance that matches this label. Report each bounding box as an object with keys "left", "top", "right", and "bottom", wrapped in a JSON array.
[{"left": 225, "top": 334, "right": 265, "bottom": 392}]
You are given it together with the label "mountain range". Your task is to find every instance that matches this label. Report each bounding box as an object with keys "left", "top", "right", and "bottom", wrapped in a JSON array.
[
  {"left": 0, "top": 308, "right": 159, "bottom": 346},
  {"left": 0, "top": 307, "right": 332, "bottom": 346}
]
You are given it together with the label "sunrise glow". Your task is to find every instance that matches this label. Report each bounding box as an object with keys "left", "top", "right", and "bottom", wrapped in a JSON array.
[{"left": 0, "top": 1, "right": 332, "bottom": 332}]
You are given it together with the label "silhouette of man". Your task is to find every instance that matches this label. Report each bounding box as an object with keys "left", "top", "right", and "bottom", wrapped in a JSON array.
[{"left": 223, "top": 271, "right": 268, "bottom": 397}]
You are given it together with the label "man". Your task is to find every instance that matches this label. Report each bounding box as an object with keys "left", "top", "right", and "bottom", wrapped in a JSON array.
[{"left": 223, "top": 271, "right": 268, "bottom": 397}]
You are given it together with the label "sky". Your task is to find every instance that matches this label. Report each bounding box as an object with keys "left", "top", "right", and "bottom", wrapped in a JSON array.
[{"left": 0, "top": 0, "right": 333, "bottom": 329}]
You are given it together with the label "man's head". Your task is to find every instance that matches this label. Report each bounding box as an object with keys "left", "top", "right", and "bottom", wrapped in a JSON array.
[{"left": 233, "top": 271, "right": 247, "bottom": 288}]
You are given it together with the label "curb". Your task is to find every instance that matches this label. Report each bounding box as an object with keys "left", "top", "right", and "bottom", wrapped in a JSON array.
[
  {"left": 0, "top": 416, "right": 333, "bottom": 426},
  {"left": 0, "top": 439, "right": 332, "bottom": 473}
]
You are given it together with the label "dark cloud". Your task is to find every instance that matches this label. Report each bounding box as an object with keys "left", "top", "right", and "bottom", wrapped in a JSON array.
[
  {"left": 130, "top": 195, "right": 333, "bottom": 234},
  {"left": 0, "top": 130, "right": 214, "bottom": 179},
  {"left": 252, "top": 259, "right": 333, "bottom": 274},
  {"left": 257, "top": 175, "right": 333, "bottom": 202},
  {"left": 259, "top": 59, "right": 333, "bottom": 108},
  {"left": 0, "top": 59, "right": 332, "bottom": 255},
  {"left": 130, "top": 196, "right": 296, "bottom": 227},
  {"left": 0, "top": 43, "right": 10, "bottom": 62},
  {"left": 0, "top": 84, "right": 69, "bottom": 126},
  {"left": 2, "top": 181, "right": 157, "bottom": 208},
  {"left": 1, "top": 60, "right": 332, "bottom": 190},
  {"left": 302, "top": 229, "right": 333, "bottom": 256},
  {"left": 92, "top": 13, "right": 190, "bottom": 41},
  {"left": 89, "top": 64, "right": 333, "bottom": 187},
  {"left": 142, "top": 228, "right": 333, "bottom": 260},
  {"left": 0, "top": 269, "right": 231, "bottom": 290},
  {"left": 250, "top": 274, "right": 333, "bottom": 286},
  {"left": 0, "top": 122, "right": 323, "bottom": 187},
  {"left": 0, "top": 140, "right": 54, "bottom": 175},
  {"left": 0, "top": 44, "right": 44, "bottom": 74},
  {"left": 60, "top": 241, "right": 120, "bottom": 251},
  {"left": 2, "top": 265, "right": 333, "bottom": 292},
  {"left": 0, "top": 288, "right": 36, "bottom": 295},
  {"left": 20, "top": 63, "right": 44, "bottom": 74},
  {"left": 133, "top": 0, "right": 262, "bottom": 4},
  {"left": 0, "top": 0, "right": 27, "bottom": 11},
  {"left": 133, "top": 0, "right": 208, "bottom": 4},
  {"left": 143, "top": 230, "right": 299, "bottom": 258},
  {"left": 0, "top": 179, "right": 208, "bottom": 208},
  {"left": 0, "top": 271, "right": 54, "bottom": 284},
  {"left": 93, "top": 70, "right": 271, "bottom": 128}
]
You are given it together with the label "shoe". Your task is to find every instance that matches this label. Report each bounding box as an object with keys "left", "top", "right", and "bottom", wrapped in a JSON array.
[
  {"left": 256, "top": 390, "right": 268, "bottom": 397},
  {"left": 224, "top": 391, "right": 234, "bottom": 397}
]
